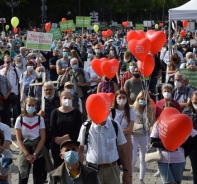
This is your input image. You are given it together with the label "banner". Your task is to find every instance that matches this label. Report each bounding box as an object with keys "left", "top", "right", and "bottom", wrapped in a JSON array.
[
  {"left": 26, "top": 31, "right": 53, "bottom": 51},
  {"left": 49, "top": 28, "right": 61, "bottom": 40},
  {"left": 59, "top": 20, "right": 75, "bottom": 31},
  {"left": 179, "top": 68, "right": 197, "bottom": 87},
  {"left": 76, "top": 16, "right": 91, "bottom": 27},
  {"left": 135, "top": 24, "right": 144, "bottom": 30}
]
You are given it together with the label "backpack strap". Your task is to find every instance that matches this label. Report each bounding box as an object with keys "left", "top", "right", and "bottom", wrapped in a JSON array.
[
  {"left": 111, "top": 120, "right": 118, "bottom": 138},
  {"left": 84, "top": 120, "right": 92, "bottom": 146},
  {"left": 20, "top": 116, "right": 23, "bottom": 126},
  {"left": 111, "top": 108, "right": 116, "bottom": 120},
  {"left": 38, "top": 115, "right": 40, "bottom": 125}
]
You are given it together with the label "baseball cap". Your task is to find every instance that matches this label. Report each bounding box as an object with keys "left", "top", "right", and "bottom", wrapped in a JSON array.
[
  {"left": 180, "top": 41, "right": 187, "bottom": 45},
  {"left": 60, "top": 139, "right": 80, "bottom": 150},
  {"left": 64, "top": 81, "right": 74, "bottom": 87}
]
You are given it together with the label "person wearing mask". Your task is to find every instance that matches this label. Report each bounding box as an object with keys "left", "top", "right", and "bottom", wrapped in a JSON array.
[
  {"left": 14, "top": 55, "right": 26, "bottom": 74},
  {"left": 94, "top": 44, "right": 105, "bottom": 58},
  {"left": 179, "top": 41, "right": 193, "bottom": 58},
  {"left": 124, "top": 67, "right": 145, "bottom": 105},
  {"left": 131, "top": 91, "right": 155, "bottom": 184},
  {"left": 12, "top": 34, "right": 23, "bottom": 54},
  {"left": 121, "top": 62, "right": 137, "bottom": 89},
  {"left": 50, "top": 90, "right": 82, "bottom": 168},
  {"left": 180, "top": 52, "right": 196, "bottom": 71},
  {"left": 48, "top": 140, "right": 100, "bottom": 184},
  {"left": 109, "top": 89, "right": 136, "bottom": 180},
  {"left": 19, "top": 61, "right": 37, "bottom": 108},
  {"left": 70, "top": 49, "right": 83, "bottom": 68},
  {"left": 49, "top": 49, "right": 59, "bottom": 81},
  {"left": 97, "top": 34, "right": 104, "bottom": 45},
  {"left": 56, "top": 47, "right": 70, "bottom": 76},
  {"left": 18, "top": 47, "right": 27, "bottom": 67},
  {"left": 55, "top": 40, "right": 63, "bottom": 57},
  {"left": 172, "top": 73, "right": 193, "bottom": 110},
  {"left": 15, "top": 97, "right": 53, "bottom": 184},
  {"left": 64, "top": 81, "right": 82, "bottom": 113},
  {"left": 155, "top": 83, "right": 181, "bottom": 119}
]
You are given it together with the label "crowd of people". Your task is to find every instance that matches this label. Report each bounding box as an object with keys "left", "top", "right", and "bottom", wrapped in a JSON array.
[{"left": 0, "top": 26, "right": 197, "bottom": 184}]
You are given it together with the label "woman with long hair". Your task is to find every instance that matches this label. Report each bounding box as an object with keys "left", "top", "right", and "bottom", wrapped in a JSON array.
[
  {"left": 109, "top": 89, "right": 136, "bottom": 180},
  {"left": 132, "top": 90, "right": 155, "bottom": 184},
  {"left": 71, "top": 49, "right": 83, "bottom": 68}
]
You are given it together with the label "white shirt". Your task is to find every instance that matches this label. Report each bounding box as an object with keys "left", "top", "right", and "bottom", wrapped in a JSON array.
[
  {"left": 86, "top": 66, "right": 100, "bottom": 86},
  {"left": 15, "top": 116, "right": 45, "bottom": 141},
  {"left": 0, "top": 66, "right": 21, "bottom": 95},
  {"left": 78, "top": 118, "right": 127, "bottom": 164},
  {"left": 0, "top": 123, "right": 11, "bottom": 143},
  {"left": 108, "top": 108, "right": 136, "bottom": 129}
]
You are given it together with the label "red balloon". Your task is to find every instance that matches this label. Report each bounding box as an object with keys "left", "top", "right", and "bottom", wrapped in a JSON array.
[
  {"left": 158, "top": 107, "right": 193, "bottom": 151},
  {"left": 102, "top": 31, "right": 108, "bottom": 38},
  {"left": 137, "top": 54, "right": 155, "bottom": 77},
  {"left": 122, "top": 21, "right": 129, "bottom": 27},
  {"left": 128, "top": 38, "right": 151, "bottom": 61},
  {"left": 137, "top": 30, "right": 146, "bottom": 38},
  {"left": 100, "top": 57, "right": 108, "bottom": 62},
  {"left": 33, "top": 29, "right": 37, "bottom": 32},
  {"left": 107, "top": 93, "right": 115, "bottom": 104},
  {"left": 127, "top": 30, "right": 142, "bottom": 42},
  {"left": 107, "top": 29, "right": 112, "bottom": 36},
  {"left": 62, "top": 18, "right": 67, "bottom": 22},
  {"left": 146, "top": 30, "right": 166, "bottom": 54},
  {"left": 45, "top": 22, "right": 51, "bottom": 32},
  {"left": 100, "top": 44, "right": 104, "bottom": 52},
  {"left": 159, "top": 23, "right": 164, "bottom": 27},
  {"left": 86, "top": 94, "right": 111, "bottom": 124},
  {"left": 13, "top": 28, "right": 18, "bottom": 34},
  {"left": 180, "top": 30, "right": 186, "bottom": 37},
  {"left": 101, "top": 59, "right": 119, "bottom": 79},
  {"left": 91, "top": 59, "right": 104, "bottom": 77},
  {"left": 182, "top": 20, "right": 188, "bottom": 28},
  {"left": 150, "top": 99, "right": 156, "bottom": 108}
]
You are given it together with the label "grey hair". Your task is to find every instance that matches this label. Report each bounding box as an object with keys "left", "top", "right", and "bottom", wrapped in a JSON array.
[
  {"left": 20, "top": 47, "right": 26, "bottom": 51},
  {"left": 43, "top": 81, "right": 55, "bottom": 89},
  {"left": 162, "top": 83, "right": 173, "bottom": 92},
  {"left": 174, "top": 72, "right": 185, "bottom": 80},
  {"left": 186, "top": 52, "right": 194, "bottom": 58},
  {"left": 36, "top": 66, "right": 45, "bottom": 72},
  {"left": 70, "top": 58, "right": 78, "bottom": 64}
]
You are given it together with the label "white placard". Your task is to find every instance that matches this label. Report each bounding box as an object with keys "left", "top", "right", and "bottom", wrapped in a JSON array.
[{"left": 143, "top": 21, "right": 152, "bottom": 27}]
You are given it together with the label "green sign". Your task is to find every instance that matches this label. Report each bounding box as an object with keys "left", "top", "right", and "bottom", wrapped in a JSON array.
[
  {"left": 76, "top": 16, "right": 91, "bottom": 27},
  {"left": 135, "top": 24, "right": 144, "bottom": 30},
  {"left": 49, "top": 28, "right": 61, "bottom": 40},
  {"left": 59, "top": 20, "right": 75, "bottom": 31},
  {"left": 179, "top": 68, "right": 197, "bottom": 87}
]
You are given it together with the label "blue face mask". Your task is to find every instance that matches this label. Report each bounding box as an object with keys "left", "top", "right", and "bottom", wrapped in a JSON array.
[
  {"left": 38, "top": 72, "right": 42, "bottom": 78},
  {"left": 188, "top": 58, "right": 194, "bottom": 64},
  {"left": 63, "top": 52, "right": 68, "bottom": 57},
  {"left": 45, "top": 95, "right": 54, "bottom": 99},
  {"left": 72, "top": 65, "right": 78, "bottom": 70},
  {"left": 26, "top": 107, "right": 36, "bottom": 114},
  {"left": 64, "top": 151, "right": 79, "bottom": 164},
  {"left": 139, "top": 100, "right": 146, "bottom": 106},
  {"left": 16, "top": 63, "right": 22, "bottom": 68},
  {"left": 69, "top": 89, "right": 75, "bottom": 95}
]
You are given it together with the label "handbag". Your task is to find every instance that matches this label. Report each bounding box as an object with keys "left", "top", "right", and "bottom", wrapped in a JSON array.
[
  {"left": 132, "top": 123, "right": 144, "bottom": 135},
  {"left": 145, "top": 143, "right": 162, "bottom": 163}
]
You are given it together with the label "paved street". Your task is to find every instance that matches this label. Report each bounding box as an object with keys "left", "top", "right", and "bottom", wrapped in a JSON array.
[{"left": 10, "top": 129, "right": 193, "bottom": 184}]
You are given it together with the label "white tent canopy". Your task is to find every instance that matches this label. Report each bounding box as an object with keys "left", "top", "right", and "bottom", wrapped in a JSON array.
[{"left": 169, "top": 0, "right": 197, "bottom": 20}]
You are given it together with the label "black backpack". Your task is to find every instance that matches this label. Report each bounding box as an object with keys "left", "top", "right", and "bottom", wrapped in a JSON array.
[{"left": 20, "top": 115, "right": 41, "bottom": 126}]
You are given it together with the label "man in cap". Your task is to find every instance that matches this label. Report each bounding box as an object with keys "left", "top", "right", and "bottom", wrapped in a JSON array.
[{"left": 48, "top": 140, "right": 100, "bottom": 184}]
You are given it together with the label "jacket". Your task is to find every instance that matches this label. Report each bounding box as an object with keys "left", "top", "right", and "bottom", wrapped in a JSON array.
[
  {"left": 48, "top": 162, "right": 100, "bottom": 184},
  {"left": 18, "top": 137, "right": 54, "bottom": 179}
]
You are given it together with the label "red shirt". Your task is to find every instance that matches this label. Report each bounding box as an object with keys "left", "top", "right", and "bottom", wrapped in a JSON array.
[
  {"left": 121, "top": 71, "right": 132, "bottom": 89},
  {"left": 155, "top": 99, "right": 181, "bottom": 119}
]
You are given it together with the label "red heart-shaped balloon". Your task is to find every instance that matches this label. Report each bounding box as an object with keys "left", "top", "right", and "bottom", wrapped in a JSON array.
[
  {"left": 137, "top": 54, "right": 155, "bottom": 77},
  {"left": 86, "top": 94, "right": 111, "bottom": 124},
  {"left": 107, "top": 29, "right": 112, "bottom": 36},
  {"left": 122, "top": 21, "right": 129, "bottom": 28},
  {"left": 101, "top": 59, "right": 119, "bottom": 79},
  {"left": 127, "top": 30, "right": 142, "bottom": 42},
  {"left": 180, "top": 30, "right": 186, "bottom": 37},
  {"left": 137, "top": 30, "right": 146, "bottom": 38},
  {"left": 102, "top": 31, "right": 108, "bottom": 38},
  {"left": 158, "top": 107, "right": 193, "bottom": 151},
  {"left": 91, "top": 58, "right": 104, "bottom": 77},
  {"left": 146, "top": 30, "right": 166, "bottom": 54},
  {"left": 128, "top": 38, "right": 151, "bottom": 61}
]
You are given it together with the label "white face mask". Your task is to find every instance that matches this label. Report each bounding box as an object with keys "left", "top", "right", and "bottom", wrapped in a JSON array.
[
  {"left": 192, "top": 103, "right": 197, "bottom": 110},
  {"left": 117, "top": 99, "right": 127, "bottom": 107},
  {"left": 163, "top": 92, "right": 171, "bottom": 99},
  {"left": 62, "top": 99, "right": 72, "bottom": 107},
  {"left": 129, "top": 66, "right": 135, "bottom": 73},
  {"left": 27, "top": 66, "right": 34, "bottom": 71},
  {"left": 124, "top": 58, "right": 130, "bottom": 63},
  {"left": 174, "top": 81, "right": 182, "bottom": 88}
]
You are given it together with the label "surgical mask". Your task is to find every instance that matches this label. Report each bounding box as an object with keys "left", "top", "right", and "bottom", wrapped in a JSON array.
[
  {"left": 58, "top": 44, "right": 62, "bottom": 47},
  {"left": 69, "top": 89, "right": 75, "bottom": 95},
  {"left": 27, "top": 66, "right": 34, "bottom": 71},
  {"left": 192, "top": 103, "right": 197, "bottom": 110},
  {"left": 110, "top": 50, "right": 115, "bottom": 56},
  {"left": 139, "top": 99, "right": 146, "bottom": 106},
  {"left": 62, "top": 99, "right": 72, "bottom": 107},
  {"left": 16, "top": 63, "right": 22, "bottom": 68},
  {"left": 72, "top": 65, "right": 78, "bottom": 70},
  {"left": 129, "top": 66, "right": 135, "bottom": 72},
  {"left": 174, "top": 81, "right": 182, "bottom": 88},
  {"left": 45, "top": 95, "right": 54, "bottom": 100},
  {"left": 26, "top": 107, "right": 36, "bottom": 114},
  {"left": 163, "top": 92, "right": 171, "bottom": 99},
  {"left": 64, "top": 151, "right": 79, "bottom": 164},
  {"left": 124, "top": 58, "right": 130, "bottom": 63},
  {"left": 87, "top": 49, "right": 92, "bottom": 53},
  {"left": 38, "top": 72, "right": 42, "bottom": 78},
  {"left": 188, "top": 58, "right": 194, "bottom": 64},
  {"left": 117, "top": 99, "right": 127, "bottom": 106},
  {"left": 95, "top": 49, "right": 100, "bottom": 54},
  {"left": 63, "top": 52, "right": 68, "bottom": 57}
]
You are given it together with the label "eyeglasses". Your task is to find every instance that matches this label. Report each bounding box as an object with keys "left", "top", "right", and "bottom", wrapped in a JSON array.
[{"left": 44, "top": 89, "right": 54, "bottom": 91}]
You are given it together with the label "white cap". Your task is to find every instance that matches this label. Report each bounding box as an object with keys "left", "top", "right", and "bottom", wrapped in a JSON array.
[{"left": 180, "top": 41, "right": 187, "bottom": 45}]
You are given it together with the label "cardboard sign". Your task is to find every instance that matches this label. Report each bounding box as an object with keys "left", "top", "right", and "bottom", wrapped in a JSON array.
[
  {"left": 179, "top": 68, "right": 197, "bottom": 87},
  {"left": 59, "top": 20, "right": 75, "bottom": 31},
  {"left": 49, "top": 28, "right": 62, "bottom": 40},
  {"left": 76, "top": 16, "right": 91, "bottom": 27},
  {"left": 26, "top": 31, "right": 53, "bottom": 51}
]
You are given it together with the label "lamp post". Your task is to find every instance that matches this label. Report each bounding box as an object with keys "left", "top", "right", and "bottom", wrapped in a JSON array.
[
  {"left": 41, "top": 0, "right": 47, "bottom": 32},
  {"left": 79, "top": 0, "right": 81, "bottom": 16},
  {"left": 162, "top": 0, "right": 165, "bottom": 23},
  {"left": 4, "top": 0, "right": 20, "bottom": 17}
]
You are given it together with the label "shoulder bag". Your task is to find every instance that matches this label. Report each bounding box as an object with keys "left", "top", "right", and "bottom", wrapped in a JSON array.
[{"left": 145, "top": 143, "right": 162, "bottom": 163}]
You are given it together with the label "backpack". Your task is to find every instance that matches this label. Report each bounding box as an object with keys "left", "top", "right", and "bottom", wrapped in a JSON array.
[{"left": 20, "top": 115, "right": 41, "bottom": 126}]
